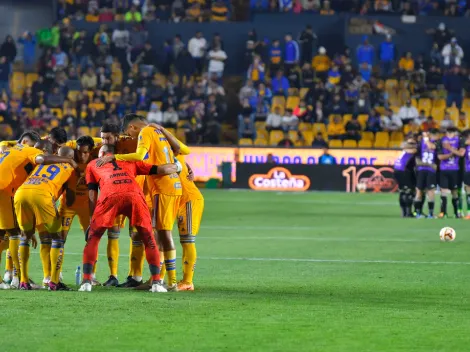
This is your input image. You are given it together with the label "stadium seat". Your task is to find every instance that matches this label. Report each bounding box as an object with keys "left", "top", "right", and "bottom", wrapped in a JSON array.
[
  {"left": 109, "top": 91, "right": 121, "bottom": 101},
  {"left": 286, "top": 96, "right": 300, "bottom": 110},
  {"left": 91, "top": 127, "right": 100, "bottom": 136},
  {"left": 271, "top": 104, "right": 285, "bottom": 114},
  {"left": 254, "top": 138, "right": 267, "bottom": 146},
  {"left": 357, "top": 114, "right": 369, "bottom": 128},
  {"left": 463, "top": 98, "right": 470, "bottom": 110},
  {"left": 11, "top": 72, "right": 25, "bottom": 94},
  {"left": 358, "top": 140, "right": 372, "bottom": 148},
  {"left": 25, "top": 73, "right": 38, "bottom": 87},
  {"left": 255, "top": 121, "right": 266, "bottom": 130},
  {"left": 343, "top": 140, "right": 357, "bottom": 148},
  {"left": 389, "top": 140, "right": 402, "bottom": 149},
  {"left": 446, "top": 106, "right": 459, "bottom": 121},
  {"left": 385, "top": 79, "right": 398, "bottom": 91},
  {"left": 329, "top": 140, "right": 343, "bottom": 148},
  {"left": 294, "top": 140, "right": 303, "bottom": 147},
  {"left": 256, "top": 129, "right": 268, "bottom": 140},
  {"left": 288, "top": 130, "right": 298, "bottom": 142},
  {"left": 302, "top": 130, "right": 313, "bottom": 145},
  {"left": 90, "top": 102, "right": 105, "bottom": 111},
  {"left": 390, "top": 131, "right": 404, "bottom": 142},
  {"left": 374, "top": 139, "right": 389, "bottom": 148},
  {"left": 329, "top": 114, "right": 342, "bottom": 124},
  {"left": 21, "top": 108, "right": 33, "bottom": 119},
  {"left": 78, "top": 127, "right": 90, "bottom": 136},
  {"left": 136, "top": 110, "right": 148, "bottom": 117},
  {"left": 177, "top": 120, "right": 186, "bottom": 128},
  {"left": 390, "top": 106, "right": 399, "bottom": 114},
  {"left": 361, "top": 131, "right": 374, "bottom": 141},
  {"left": 288, "top": 88, "right": 299, "bottom": 96},
  {"left": 85, "top": 91, "right": 94, "bottom": 102},
  {"left": 269, "top": 130, "right": 284, "bottom": 145},
  {"left": 298, "top": 122, "right": 312, "bottom": 131},
  {"left": 313, "top": 123, "right": 327, "bottom": 138},
  {"left": 343, "top": 114, "right": 352, "bottom": 124},
  {"left": 418, "top": 98, "right": 432, "bottom": 115},
  {"left": 239, "top": 138, "right": 253, "bottom": 146},
  {"left": 102, "top": 91, "right": 109, "bottom": 102},
  {"left": 433, "top": 98, "right": 446, "bottom": 109},
  {"left": 67, "top": 90, "right": 80, "bottom": 102},
  {"left": 375, "top": 131, "right": 390, "bottom": 144},
  {"left": 166, "top": 128, "right": 176, "bottom": 136},
  {"left": 411, "top": 98, "right": 418, "bottom": 109},
  {"left": 51, "top": 119, "right": 59, "bottom": 128},
  {"left": 272, "top": 96, "right": 285, "bottom": 108},
  {"left": 51, "top": 108, "right": 63, "bottom": 119},
  {"left": 431, "top": 107, "right": 445, "bottom": 121},
  {"left": 176, "top": 128, "right": 186, "bottom": 143},
  {"left": 299, "top": 88, "right": 309, "bottom": 99}
]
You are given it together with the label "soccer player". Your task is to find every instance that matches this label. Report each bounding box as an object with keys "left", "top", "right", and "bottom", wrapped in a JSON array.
[
  {"left": 393, "top": 138, "right": 417, "bottom": 218},
  {"left": 461, "top": 131, "right": 470, "bottom": 219},
  {"left": 14, "top": 143, "right": 77, "bottom": 290},
  {"left": 97, "top": 114, "right": 184, "bottom": 291},
  {"left": 437, "top": 127, "right": 465, "bottom": 218},
  {"left": 414, "top": 129, "right": 440, "bottom": 218},
  {"left": 0, "top": 138, "right": 77, "bottom": 288},
  {"left": 79, "top": 145, "right": 181, "bottom": 293}
]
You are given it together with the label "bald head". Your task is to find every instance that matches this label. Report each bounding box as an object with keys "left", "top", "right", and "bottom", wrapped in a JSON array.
[
  {"left": 58, "top": 146, "right": 75, "bottom": 158},
  {"left": 99, "top": 144, "right": 115, "bottom": 158},
  {"left": 34, "top": 140, "right": 53, "bottom": 155}
]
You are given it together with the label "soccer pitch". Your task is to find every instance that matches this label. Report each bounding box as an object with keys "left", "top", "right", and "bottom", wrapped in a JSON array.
[{"left": 3, "top": 189, "right": 470, "bottom": 351}]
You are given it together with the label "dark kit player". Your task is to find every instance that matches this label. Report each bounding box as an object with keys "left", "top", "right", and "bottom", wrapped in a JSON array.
[
  {"left": 437, "top": 127, "right": 465, "bottom": 218},
  {"left": 462, "top": 130, "right": 470, "bottom": 219},
  {"left": 393, "top": 138, "right": 417, "bottom": 217},
  {"left": 79, "top": 145, "right": 182, "bottom": 293},
  {"left": 414, "top": 129, "right": 439, "bottom": 218}
]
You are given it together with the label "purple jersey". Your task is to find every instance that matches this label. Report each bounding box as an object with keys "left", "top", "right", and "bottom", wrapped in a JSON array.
[
  {"left": 438, "top": 136, "right": 462, "bottom": 171},
  {"left": 394, "top": 151, "right": 415, "bottom": 171},
  {"left": 417, "top": 139, "right": 437, "bottom": 172},
  {"left": 465, "top": 145, "right": 470, "bottom": 172}
]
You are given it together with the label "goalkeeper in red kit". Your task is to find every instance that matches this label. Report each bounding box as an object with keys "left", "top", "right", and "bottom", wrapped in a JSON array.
[{"left": 79, "top": 145, "right": 182, "bottom": 293}]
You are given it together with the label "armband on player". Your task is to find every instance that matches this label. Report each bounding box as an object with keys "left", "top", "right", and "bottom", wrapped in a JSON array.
[{"left": 175, "top": 160, "right": 183, "bottom": 173}]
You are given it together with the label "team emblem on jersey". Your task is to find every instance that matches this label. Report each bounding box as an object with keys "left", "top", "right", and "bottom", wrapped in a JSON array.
[{"left": 178, "top": 216, "right": 184, "bottom": 224}]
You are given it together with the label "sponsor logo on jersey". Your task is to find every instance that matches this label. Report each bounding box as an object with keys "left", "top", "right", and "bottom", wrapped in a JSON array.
[{"left": 248, "top": 167, "right": 310, "bottom": 191}]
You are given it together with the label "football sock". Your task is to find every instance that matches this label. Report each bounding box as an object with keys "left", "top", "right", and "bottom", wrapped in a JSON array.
[
  {"left": 127, "top": 238, "right": 133, "bottom": 277},
  {"left": 130, "top": 239, "right": 145, "bottom": 280},
  {"left": 164, "top": 250, "right": 177, "bottom": 286},
  {"left": 440, "top": 196, "right": 447, "bottom": 215},
  {"left": 9, "top": 235, "right": 21, "bottom": 277},
  {"left": 466, "top": 193, "right": 470, "bottom": 211},
  {"left": 0, "top": 239, "right": 8, "bottom": 267},
  {"left": 40, "top": 237, "right": 52, "bottom": 280},
  {"left": 180, "top": 235, "right": 197, "bottom": 284},
  {"left": 406, "top": 192, "right": 414, "bottom": 216},
  {"left": 428, "top": 201, "right": 434, "bottom": 217},
  {"left": 50, "top": 240, "right": 64, "bottom": 284},
  {"left": 83, "top": 235, "right": 100, "bottom": 282},
  {"left": 107, "top": 231, "right": 120, "bottom": 278},
  {"left": 414, "top": 200, "right": 423, "bottom": 215},
  {"left": 5, "top": 249, "right": 12, "bottom": 272},
  {"left": 18, "top": 239, "right": 30, "bottom": 283},
  {"left": 399, "top": 192, "right": 407, "bottom": 216},
  {"left": 159, "top": 250, "right": 166, "bottom": 281},
  {"left": 452, "top": 197, "right": 459, "bottom": 217},
  {"left": 138, "top": 227, "right": 160, "bottom": 282},
  {"left": 458, "top": 188, "right": 463, "bottom": 212}
]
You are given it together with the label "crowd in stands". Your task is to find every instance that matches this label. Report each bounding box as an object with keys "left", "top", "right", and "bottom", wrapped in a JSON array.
[
  {"left": 0, "top": 21, "right": 230, "bottom": 144},
  {"left": 250, "top": 0, "right": 470, "bottom": 16},
  {"left": 237, "top": 22, "right": 470, "bottom": 148}
]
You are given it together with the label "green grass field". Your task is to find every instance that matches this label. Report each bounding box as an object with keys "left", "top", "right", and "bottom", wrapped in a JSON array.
[{"left": 3, "top": 190, "right": 470, "bottom": 351}]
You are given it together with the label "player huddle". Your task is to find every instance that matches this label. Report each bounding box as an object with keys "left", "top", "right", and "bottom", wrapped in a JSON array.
[
  {"left": 0, "top": 113, "right": 204, "bottom": 293},
  {"left": 393, "top": 127, "right": 470, "bottom": 219}
]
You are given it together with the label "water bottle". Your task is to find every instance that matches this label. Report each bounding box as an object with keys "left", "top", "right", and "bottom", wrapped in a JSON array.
[{"left": 75, "top": 266, "right": 81, "bottom": 286}]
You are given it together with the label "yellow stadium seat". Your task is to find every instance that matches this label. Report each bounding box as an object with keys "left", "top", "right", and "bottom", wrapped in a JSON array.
[
  {"left": 176, "top": 128, "right": 186, "bottom": 143},
  {"left": 136, "top": 110, "right": 148, "bottom": 117},
  {"left": 91, "top": 127, "right": 100, "bottom": 136},
  {"left": 177, "top": 120, "right": 186, "bottom": 128},
  {"left": 50, "top": 108, "right": 63, "bottom": 119},
  {"left": 299, "top": 88, "right": 309, "bottom": 99},
  {"left": 269, "top": 130, "right": 284, "bottom": 145},
  {"left": 343, "top": 114, "right": 352, "bottom": 124},
  {"left": 343, "top": 140, "right": 357, "bottom": 148},
  {"left": 294, "top": 140, "right": 304, "bottom": 147},
  {"left": 78, "top": 127, "right": 90, "bottom": 136},
  {"left": 463, "top": 98, "right": 470, "bottom": 110},
  {"left": 271, "top": 104, "right": 285, "bottom": 114},
  {"left": 298, "top": 122, "right": 312, "bottom": 132},
  {"left": 85, "top": 91, "right": 94, "bottom": 102},
  {"left": 329, "top": 114, "right": 342, "bottom": 124},
  {"left": 329, "top": 140, "right": 343, "bottom": 148},
  {"left": 288, "top": 88, "right": 299, "bottom": 96},
  {"left": 358, "top": 114, "right": 369, "bottom": 128},
  {"left": 255, "top": 121, "right": 266, "bottom": 130},
  {"left": 102, "top": 91, "right": 109, "bottom": 103},
  {"left": 411, "top": 98, "right": 418, "bottom": 109},
  {"left": 418, "top": 98, "right": 432, "bottom": 115},
  {"left": 272, "top": 96, "right": 285, "bottom": 107},
  {"left": 374, "top": 139, "right": 389, "bottom": 148},
  {"left": 21, "top": 108, "right": 33, "bottom": 119},
  {"left": 254, "top": 138, "right": 267, "bottom": 146},
  {"left": 25, "top": 73, "right": 38, "bottom": 87},
  {"left": 286, "top": 96, "right": 300, "bottom": 110},
  {"left": 375, "top": 131, "right": 390, "bottom": 144},
  {"left": 313, "top": 123, "right": 327, "bottom": 138},
  {"left": 89, "top": 102, "right": 105, "bottom": 111},
  {"left": 67, "top": 90, "right": 80, "bottom": 102},
  {"left": 288, "top": 130, "right": 298, "bottom": 142},
  {"left": 358, "top": 140, "right": 372, "bottom": 148},
  {"left": 385, "top": 79, "right": 398, "bottom": 91},
  {"left": 433, "top": 99, "right": 446, "bottom": 109},
  {"left": 390, "top": 131, "right": 404, "bottom": 141},
  {"left": 257, "top": 129, "right": 268, "bottom": 140},
  {"left": 239, "top": 138, "right": 253, "bottom": 146},
  {"left": 302, "top": 130, "right": 313, "bottom": 145},
  {"left": 431, "top": 107, "right": 445, "bottom": 121},
  {"left": 390, "top": 106, "right": 399, "bottom": 114},
  {"left": 389, "top": 140, "right": 402, "bottom": 149},
  {"left": 446, "top": 106, "right": 459, "bottom": 121},
  {"left": 361, "top": 131, "right": 374, "bottom": 141}
]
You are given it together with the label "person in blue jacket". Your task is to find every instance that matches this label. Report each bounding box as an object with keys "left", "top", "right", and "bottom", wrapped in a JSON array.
[
  {"left": 356, "top": 35, "right": 374, "bottom": 67},
  {"left": 271, "top": 70, "right": 290, "bottom": 97},
  {"left": 378, "top": 34, "right": 397, "bottom": 78},
  {"left": 283, "top": 33, "right": 299, "bottom": 75}
]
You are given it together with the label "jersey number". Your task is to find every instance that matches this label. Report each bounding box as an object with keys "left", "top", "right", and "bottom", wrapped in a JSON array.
[
  {"left": 422, "top": 152, "right": 434, "bottom": 164},
  {"left": 111, "top": 161, "right": 122, "bottom": 171},
  {"left": 0, "top": 151, "right": 10, "bottom": 164},
  {"left": 163, "top": 147, "right": 171, "bottom": 163},
  {"left": 33, "top": 164, "right": 61, "bottom": 180}
]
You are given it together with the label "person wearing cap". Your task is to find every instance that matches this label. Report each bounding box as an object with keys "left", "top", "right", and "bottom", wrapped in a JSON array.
[
  {"left": 430, "top": 22, "right": 453, "bottom": 49},
  {"left": 312, "top": 47, "right": 331, "bottom": 81},
  {"left": 378, "top": 34, "right": 397, "bottom": 78},
  {"left": 442, "top": 37, "right": 464, "bottom": 67},
  {"left": 356, "top": 35, "right": 374, "bottom": 67}
]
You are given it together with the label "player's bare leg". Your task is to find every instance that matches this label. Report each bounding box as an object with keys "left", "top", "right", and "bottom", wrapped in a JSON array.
[
  {"left": 80, "top": 226, "right": 107, "bottom": 292},
  {"left": 158, "top": 229, "right": 178, "bottom": 291}
]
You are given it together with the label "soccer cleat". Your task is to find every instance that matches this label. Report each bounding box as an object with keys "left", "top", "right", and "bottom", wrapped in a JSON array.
[
  {"left": 29, "top": 279, "right": 43, "bottom": 290},
  {"left": 0, "top": 281, "right": 10, "bottom": 289},
  {"left": 415, "top": 214, "right": 426, "bottom": 219},
  {"left": 438, "top": 212, "right": 447, "bottom": 219},
  {"left": 78, "top": 282, "right": 92, "bottom": 292},
  {"left": 426, "top": 214, "right": 435, "bottom": 219},
  {"left": 177, "top": 281, "right": 194, "bottom": 291},
  {"left": 19, "top": 282, "right": 32, "bottom": 290},
  {"left": 10, "top": 276, "right": 19, "bottom": 289},
  {"left": 464, "top": 215, "right": 470, "bottom": 220},
  {"left": 91, "top": 278, "right": 102, "bottom": 286},
  {"left": 150, "top": 282, "right": 168, "bottom": 293},
  {"left": 117, "top": 276, "right": 142, "bottom": 288},
  {"left": 48, "top": 282, "right": 59, "bottom": 291},
  {"left": 3, "top": 270, "right": 11, "bottom": 284},
  {"left": 42, "top": 276, "right": 51, "bottom": 287},
  {"left": 166, "top": 284, "right": 179, "bottom": 292},
  {"left": 103, "top": 275, "right": 119, "bottom": 287}
]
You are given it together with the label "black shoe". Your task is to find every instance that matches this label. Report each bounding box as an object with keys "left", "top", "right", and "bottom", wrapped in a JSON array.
[
  {"left": 103, "top": 275, "right": 119, "bottom": 287},
  {"left": 57, "top": 282, "right": 73, "bottom": 291},
  {"left": 117, "top": 276, "right": 142, "bottom": 288}
]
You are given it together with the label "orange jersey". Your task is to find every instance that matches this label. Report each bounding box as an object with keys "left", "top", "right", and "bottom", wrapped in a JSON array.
[
  {"left": 20, "top": 163, "right": 75, "bottom": 199},
  {"left": 177, "top": 155, "right": 203, "bottom": 203},
  {"left": 60, "top": 161, "right": 88, "bottom": 206},
  {"left": 138, "top": 126, "right": 181, "bottom": 196},
  {"left": 0, "top": 144, "right": 43, "bottom": 196}
]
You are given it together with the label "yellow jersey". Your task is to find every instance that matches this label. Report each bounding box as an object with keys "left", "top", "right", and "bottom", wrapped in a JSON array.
[
  {"left": 20, "top": 163, "right": 75, "bottom": 200},
  {"left": 0, "top": 144, "right": 43, "bottom": 196},
  {"left": 177, "top": 154, "right": 203, "bottom": 203}
]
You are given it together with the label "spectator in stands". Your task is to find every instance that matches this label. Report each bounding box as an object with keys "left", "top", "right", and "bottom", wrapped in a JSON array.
[
  {"left": 0, "top": 57, "right": 11, "bottom": 97},
  {"left": 457, "top": 111, "right": 468, "bottom": 130},
  {"left": 238, "top": 110, "right": 256, "bottom": 140},
  {"left": 401, "top": 1, "right": 416, "bottom": 15},
  {"left": 135, "top": 41, "right": 156, "bottom": 75},
  {"left": 125, "top": 5, "right": 143, "bottom": 22},
  {"left": 440, "top": 113, "right": 455, "bottom": 131},
  {"left": 298, "top": 25, "right": 317, "bottom": 65},
  {"left": 414, "top": 110, "right": 428, "bottom": 126},
  {"left": 359, "top": 62, "right": 372, "bottom": 82},
  {"left": 266, "top": 106, "right": 283, "bottom": 131},
  {"left": 21, "top": 87, "right": 37, "bottom": 109},
  {"left": 47, "top": 87, "right": 65, "bottom": 108},
  {"left": 398, "top": 52, "right": 414, "bottom": 73},
  {"left": 162, "top": 106, "right": 179, "bottom": 128},
  {"left": 380, "top": 109, "right": 402, "bottom": 132},
  {"left": 421, "top": 116, "right": 437, "bottom": 132},
  {"left": 283, "top": 33, "right": 299, "bottom": 75},
  {"left": 444, "top": 66, "right": 463, "bottom": 108},
  {"left": 398, "top": 99, "right": 419, "bottom": 124},
  {"left": 327, "top": 115, "right": 345, "bottom": 140},
  {"left": 301, "top": 0, "right": 320, "bottom": 12},
  {"left": 311, "top": 132, "right": 328, "bottom": 148},
  {"left": 312, "top": 100, "right": 324, "bottom": 123},
  {"left": 279, "top": 0, "right": 293, "bottom": 12},
  {"left": 18, "top": 32, "right": 36, "bottom": 71},
  {"left": 365, "top": 110, "right": 382, "bottom": 133},
  {"left": 442, "top": 38, "right": 464, "bottom": 67},
  {"left": 211, "top": 0, "right": 229, "bottom": 21},
  {"left": 271, "top": 70, "right": 289, "bottom": 96},
  {"left": 312, "top": 47, "right": 330, "bottom": 81},
  {"left": 327, "top": 94, "right": 347, "bottom": 115},
  {"left": 175, "top": 48, "right": 195, "bottom": 84},
  {"left": 277, "top": 131, "right": 294, "bottom": 147},
  {"left": 239, "top": 79, "right": 256, "bottom": 104},
  {"left": 320, "top": 0, "right": 334, "bottom": 14},
  {"left": 112, "top": 23, "right": 130, "bottom": 73},
  {"left": 0, "top": 35, "right": 17, "bottom": 65},
  {"left": 207, "top": 45, "right": 227, "bottom": 79},
  {"left": 188, "top": 31, "right": 207, "bottom": 75},
  {"left": 250, "top": 0, "right": 269, "bottom": 12},
  {"left": 72, "top": 30, "right": 89, "bottom": 70},
  {"left": 379, "top": 34, "right": 397, "bottom": 78},
  {"left": 247, "top": 55, "right": 265, "bottom": 84},
  {"left": 356, "top": 36, "right": 374, "bottom": 67},
  {"left": 269, "top": 39, "right": 282, "bottom": 74},
  {"left": 426, "top": 64, "right": 442, "bottom": 90},
  {"left": 300, "top": 63, "right": 314, "bottom": 87},
  {"left": 353, "top": 92, "right": 371, "bottom": 114},
  {"left": 53, "top": 46, "right": 68, "bottom": 70},
  {"left": 62, "top": 107, "right": 77, "bottom": 128},
  {"left": 147, "top": 103, "right": 163, "bottom": 124},
  {"left": 256, "top": 82, "right": 272, "bottom": 106},
  {"left": 129, "top": 24, "right": 147, "bottom": 62},
  {"left": 99, "top": 6, "right": 115, "bottom": 22},
  {"left": 344, "top": 115, "right": 361, "bottom": 142},
  {"left": 319, "top": 147, "right": 336, "bottom": 164},
  {"left": 326, "top": 65, "right": 341, "bottom": 89},
  {"left": 293, "top": 100, "right": 308, "bottom": 121}
]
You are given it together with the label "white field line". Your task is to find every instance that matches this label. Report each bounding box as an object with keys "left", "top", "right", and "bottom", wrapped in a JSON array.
[{"left": 199, "top": 225, "right": 435, "bottom": 233}]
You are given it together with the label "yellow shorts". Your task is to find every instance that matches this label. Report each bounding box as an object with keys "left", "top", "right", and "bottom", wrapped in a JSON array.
[
  {"left": 58, "top": 201, "right": 90, "bottom": 232},
  {"left": 113, "top": 215, "right": 126, "bottom": 229},
  {"left": 14, "top": 189, "right": 61, "bottom": 233},
  {"left": 0, "top": 189, "right": 16, "bottom": 230},
  {"left": 177, "top": 198, "right": 204, "bottom": 236},
  {"left": 153, "top": 195, "right": 181, "bottom": 231}
]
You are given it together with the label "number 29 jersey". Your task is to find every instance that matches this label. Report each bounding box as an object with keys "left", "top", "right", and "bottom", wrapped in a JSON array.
[{"left": 137, "top": 126, "right": 182, "bottom": 196}]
